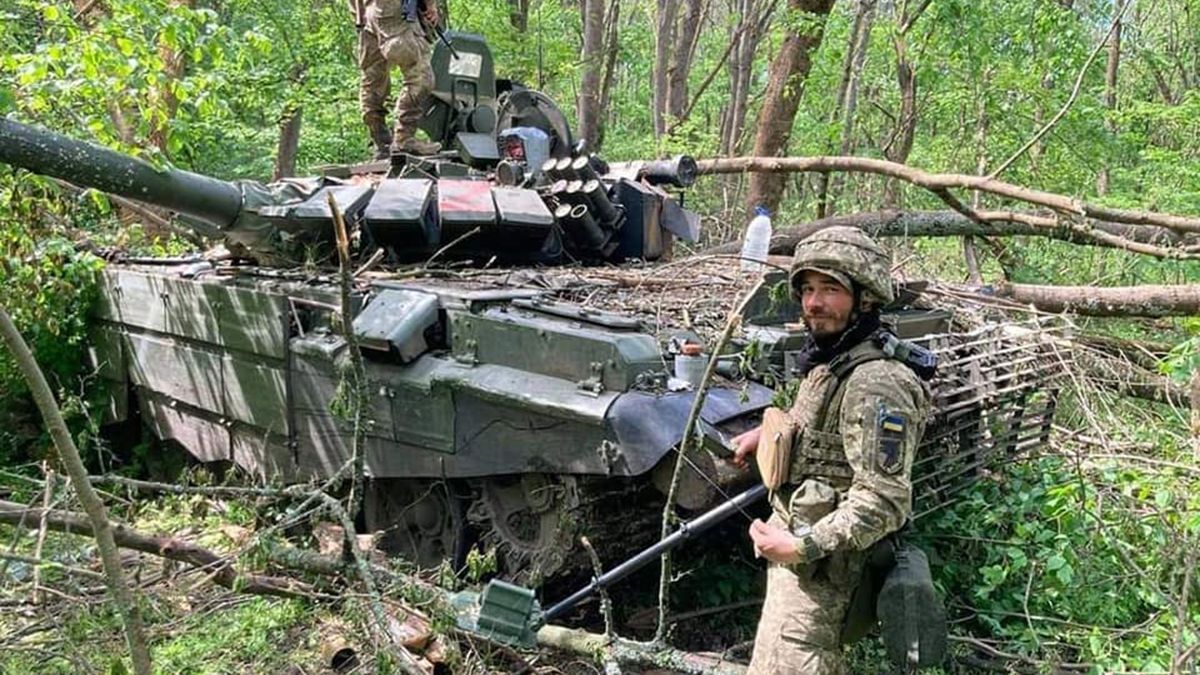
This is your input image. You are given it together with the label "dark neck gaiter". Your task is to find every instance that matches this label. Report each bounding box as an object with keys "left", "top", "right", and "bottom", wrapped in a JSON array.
[{"left": 792, "top": 310, "right": 882, "bottom": 377}]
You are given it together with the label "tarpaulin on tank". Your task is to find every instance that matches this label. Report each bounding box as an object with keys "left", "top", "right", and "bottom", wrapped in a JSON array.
[
  {"left": 229, "top": 177, "right": 330, "bottom": 265},
  {"left": 606, "top": 384, "right": 774, "bottom": 473}
]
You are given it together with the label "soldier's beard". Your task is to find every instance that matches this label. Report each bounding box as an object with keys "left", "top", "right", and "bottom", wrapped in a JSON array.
[{"left": 804, "top": 312, "right": 852, "bottom": 345}]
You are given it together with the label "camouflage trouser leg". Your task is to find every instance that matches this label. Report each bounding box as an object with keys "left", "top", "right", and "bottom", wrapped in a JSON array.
[
  {"left": 377, "top": 22, "right": 433, "bottom": 142},
  {"left": 356, "top": 27, "right": 390, "bottom": 126},
  {"left": 747, "top": 551, "right": 860, "bottom": 674}
]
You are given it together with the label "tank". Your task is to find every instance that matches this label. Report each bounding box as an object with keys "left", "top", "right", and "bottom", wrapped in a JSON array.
[{"left": 0, "top": 34, "right": 1065, "bottom": 585}]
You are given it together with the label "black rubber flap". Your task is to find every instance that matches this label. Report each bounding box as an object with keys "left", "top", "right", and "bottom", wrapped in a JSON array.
[{"left": 606, "top": 384, "right": 773, "bottom": 474}]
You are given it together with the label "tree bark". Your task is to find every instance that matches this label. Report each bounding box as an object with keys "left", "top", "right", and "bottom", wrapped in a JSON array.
[
  {"left": 745, "top": 0, "right": 837, "bottom": 215},
  {"left": 995, "top": 283, "right": 1200, "bottom": 318},
  {"left": 0, "top": 308, "right": 153, "bottom": 675},
  {"left": 666, "top": 0, "right": 704, "bottom": 125},
  {"left": 578, "top": 0, "right": 605, "bottom": 150},
  {"left": 653, "top": 0, "right": 682, "bottom": 138},
  {"left": 1097, "top": 0, "right": 1123, "bottom": 195},
  {"left": 701, "top": 209, "right": 1196, "bottom": 256},
  {"left": 272, "top": 104, "right": 303, "bottom": 180}
]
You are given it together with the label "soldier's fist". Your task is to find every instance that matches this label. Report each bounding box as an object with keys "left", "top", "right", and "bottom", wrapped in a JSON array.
[
  {"left": 748, "top": 519, "right": 803, "bottom": 564},
  {"left": 731, "top": 425, "right": 761, "bottom": 467}
]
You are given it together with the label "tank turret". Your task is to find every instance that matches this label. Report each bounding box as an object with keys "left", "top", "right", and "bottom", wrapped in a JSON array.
[{"left": 1, "top": 115, "right": 698, "bottom": 266}]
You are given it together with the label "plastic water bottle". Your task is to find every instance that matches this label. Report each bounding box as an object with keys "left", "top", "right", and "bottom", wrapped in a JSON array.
[{"left": 740, "top": 205, "right": 772, "bottom": 273}]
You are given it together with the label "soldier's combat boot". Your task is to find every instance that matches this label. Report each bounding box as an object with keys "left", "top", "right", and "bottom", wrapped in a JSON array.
[
  {"left": 391, "top": 135, "right": 442, "bottom": 156},
  {"left": 366, "top": 118, "right": 392, "bottom": 160}
]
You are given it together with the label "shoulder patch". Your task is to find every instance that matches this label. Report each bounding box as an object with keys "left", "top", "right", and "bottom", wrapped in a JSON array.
[{"left": 876, "top": 406, "right": 907, "bottom": 475}]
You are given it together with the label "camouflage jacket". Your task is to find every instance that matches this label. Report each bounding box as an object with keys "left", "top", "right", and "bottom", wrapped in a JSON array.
[{"left": 780, "top": 347, "right": 931, "bottom": 556}]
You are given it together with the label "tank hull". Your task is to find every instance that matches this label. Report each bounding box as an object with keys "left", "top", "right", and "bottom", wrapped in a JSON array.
[{"left": 87, "top": 261, "right": 1064, "bottom": 582}]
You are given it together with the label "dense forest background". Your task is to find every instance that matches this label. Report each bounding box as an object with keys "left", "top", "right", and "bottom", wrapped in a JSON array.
[{"left": 1, "top": 0, "right": 1199, "bottom": 672}]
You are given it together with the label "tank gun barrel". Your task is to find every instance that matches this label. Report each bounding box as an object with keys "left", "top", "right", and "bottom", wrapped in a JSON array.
[{"left": 0, "top": 118, "right": 243, "bottom": 229}]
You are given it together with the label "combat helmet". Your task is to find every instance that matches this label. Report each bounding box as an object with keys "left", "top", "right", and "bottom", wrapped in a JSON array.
[{"left": 790, "top": 226, "right": 895, "bottom": 304}]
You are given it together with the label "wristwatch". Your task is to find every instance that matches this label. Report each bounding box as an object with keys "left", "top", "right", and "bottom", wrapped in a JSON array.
[{"left": 790, "top": 522, "right": 825, "bottom": 564}]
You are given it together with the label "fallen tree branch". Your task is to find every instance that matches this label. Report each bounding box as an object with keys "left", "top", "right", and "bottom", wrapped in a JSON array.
[
  {"left": 0, "top": 499, "right": 316, "bottom": 599},
  {"left": 536, "top": 625, "right": 748, "bottom": 675},
  {"left": 702, "top": 209, "right": 1195, "bottom": 258},
  {"left": 995, "top": 282, "right": 1200, "bottom": 317},
  {"left": 695, "top": 157, "right": 1200, "bottom": 235}
]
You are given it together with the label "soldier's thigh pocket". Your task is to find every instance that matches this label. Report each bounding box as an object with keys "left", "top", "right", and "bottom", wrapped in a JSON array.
[{"left": 381, "top": 30, "right": 421, "bottom": 69}]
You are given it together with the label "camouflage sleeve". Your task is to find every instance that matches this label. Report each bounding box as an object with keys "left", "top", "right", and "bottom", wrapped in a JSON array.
[{"left": 808, "top": 360, "right": 930, "bottom": 553}]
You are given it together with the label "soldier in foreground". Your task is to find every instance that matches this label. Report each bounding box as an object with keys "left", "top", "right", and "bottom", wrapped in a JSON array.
[
  {"left": 350, "top": 0, "right": 441, "bottom": 158},
  {"left": 732, "top": 227, "right": 934, "bottom": 674}
]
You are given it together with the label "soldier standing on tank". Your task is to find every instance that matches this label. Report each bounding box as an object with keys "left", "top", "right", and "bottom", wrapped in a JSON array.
[
  {"left": 350, "top": 0, "right": 442, "bottom": 158},
  {"left": 730, "top": 227, "right": 933, "bottom": 674}
]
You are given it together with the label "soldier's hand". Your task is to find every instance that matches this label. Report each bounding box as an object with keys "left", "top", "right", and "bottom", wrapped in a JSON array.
[
  {"left": 422, "top": 3, "right": 439, "bottom": 27},
  {"left": 748, "top": 518, "right": 802, "bottom": 565},
  {"left": 730, "top": 425, "right": 762, "bottom": 467}
]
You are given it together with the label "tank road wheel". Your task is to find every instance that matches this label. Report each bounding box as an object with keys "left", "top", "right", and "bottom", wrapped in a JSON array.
[
  {"left": 470, "top": 474, "right": 581, "bottom": 585},
  {"left": 363, "top": 479, "right": 467, "bottom": 571}
]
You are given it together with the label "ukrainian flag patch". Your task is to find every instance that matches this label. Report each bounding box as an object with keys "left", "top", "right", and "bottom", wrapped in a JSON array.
[{"left": 876, "top": 407, "right": 907, "bottom": 474}]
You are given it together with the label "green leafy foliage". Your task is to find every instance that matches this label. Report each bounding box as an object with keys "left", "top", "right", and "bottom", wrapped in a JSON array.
[
  {"left": 0, "top": 172, "right": 106, "bottom": 459},
  {"left": 920, "top": 455, "right": 1200, "bottom": 671}
]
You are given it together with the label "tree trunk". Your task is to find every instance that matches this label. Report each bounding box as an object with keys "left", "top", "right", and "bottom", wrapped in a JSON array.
[
  {"left": 148, "top": 0, "right": 194, "bottom": 153},
  {"left": 817, "top": 0, "right": 876, "bottom": 218},
  {"left": 653, "top": 0, "right": 682, "bottom": 138},
  {"left": 507, "top": 0, "right": 529, "bottom": 32},
  {"left": 272, "top": 104, "right": 303, "bottom": 180},
  {"left": 745, "top": 0, "right": 837, "bottom": 215},
  {"left": 666, "top": 0, "right": 704, "bottom": 125},
  {"left": 995, "top": 283, "right": 1200, "bottom": 317},
  {"left": 721, "top": 0, "right": 773, "bottom": 156},
  {"left": 964, "top": 100, "right": 989, "bottom": 283},
  {"left": 595, "top": 0, "right": 621, "bottom": 150},
  {"left": 0, "top": 308, "right": 153, "bottom": 675},
  {"left": 1097, "top": 0, "right": 1123, "bottom": 195},
  {"left": 577, "top": 0, "right": 605, "bottom": 150},
  {"left": 882, "top": 36, "right": 917, "bottom": 206}
]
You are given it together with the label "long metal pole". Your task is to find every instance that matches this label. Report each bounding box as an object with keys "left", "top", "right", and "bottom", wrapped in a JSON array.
[{"left": 541, "top": 483, "right": 767, "bottom": 623}]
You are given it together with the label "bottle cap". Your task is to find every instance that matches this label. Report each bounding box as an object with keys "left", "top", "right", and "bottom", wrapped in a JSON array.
[
  {"left": 681, "top": 343, "right": 703, "bottom": 356},
  {"left": 754, "top": 205, "right": 769, "bottom": 217}
]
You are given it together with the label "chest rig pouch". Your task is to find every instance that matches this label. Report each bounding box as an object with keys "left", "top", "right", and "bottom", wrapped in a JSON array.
[{"left": 755, "top": 365, "right": 835, "bottom": 490}]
